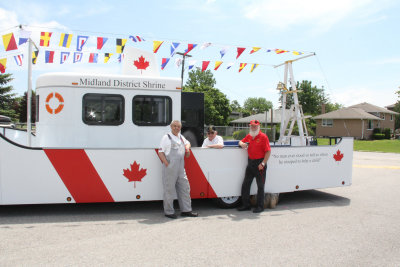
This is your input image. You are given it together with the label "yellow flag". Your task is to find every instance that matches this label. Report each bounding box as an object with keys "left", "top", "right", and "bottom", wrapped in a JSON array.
[
  {"left": 214, "top": 61, "right": 223, "bottom": 70},
  {"left": 250, "top": 47, "right": 261, "bottom": 54},
  {"left": 0, "top": 58, "right": 7, "bottom": 73},
  {"left": 153, "top": 41, "right": 164, "bottom": 53}
]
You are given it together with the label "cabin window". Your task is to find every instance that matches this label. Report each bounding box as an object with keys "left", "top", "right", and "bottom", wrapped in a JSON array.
[
  {"left": 322, "top": 119, "right": 333, "bottom": 127},
  {"left": 132, "top": 95, "right": 172, "bottom": 126},
  {"left": 82, "top": 94, "right": 124, "bottom": 125}
]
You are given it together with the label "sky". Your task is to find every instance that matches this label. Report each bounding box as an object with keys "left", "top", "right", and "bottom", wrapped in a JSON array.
[{"left": 0, "top": 0, "right": 399, "bottom": 109}]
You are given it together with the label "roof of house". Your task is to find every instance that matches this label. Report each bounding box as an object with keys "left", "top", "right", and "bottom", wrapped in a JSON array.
[
  {"left": 349, "top": 102, "right": 398, "bottom": 115},
  {"left": 230, "top": 109, "right": 312, "bottom": 124},
  {"left": 313, "top": 107, "right": 384, "bottom": 120}
]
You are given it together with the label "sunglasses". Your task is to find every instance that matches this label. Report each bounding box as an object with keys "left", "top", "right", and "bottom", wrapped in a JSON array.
[{"left": 207, "top": 132, "right": 215, "bottom": 135}]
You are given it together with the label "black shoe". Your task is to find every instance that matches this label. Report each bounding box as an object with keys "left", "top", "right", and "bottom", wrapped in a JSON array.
[
  {"left": 180, "top": 211, "right": 198, "bottom": 217},
  {"left": 165, "top": 213, "right": 178, "bottom": 219},
  {"left": 253, "top": 207, "right": 264, "bottom": 213},
  {"left": 237, "top": 206, "right": 251, "bottom": 211}
]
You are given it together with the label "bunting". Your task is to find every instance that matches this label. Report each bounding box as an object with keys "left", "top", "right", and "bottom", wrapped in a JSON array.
[
  {"left": 97, "top": 37, "right": 108, "bottom": 50},
  {"left": 0, "top": 58, "right": 6, "bottom": 73},
  {"left": 170, "top": 42, "right": 180, "bottom": 57},
  {"left": 14, "top": 54, "right": 23, "bottom": 66},
  {"left": 40, "top": 32, "right": 52, "bottom": 47},
  {"left": 239, "top": 63, "right": 247, "bottom": 72},
  {"left": 2, "top": 33, "right": 18, "bottom": 51},
  {"left": 89, "top": 53, "right": 98, "bottom": 63},
  {"left": 32, "top": 50, "right": 39, "bottom": 64},
  {"left": 118, "top": 54, "right": 124, "bottom": 62},
  {"left": 188, "top": 60, "right": 196, "bottom": 70},
  {"left": 76, "top": 35, "right": 89, "bottom": 51},
  {"left": 250, "top": 47, "right": 261, "bottom": 54},
  {"left": 116, "top": 38, "right": 127, "bottom": 53},
  {"left": 226, "top": 62, "right": 234, "bottom": 69},
  {"left": 59, "top": 33, "right": 73, "bottom": 48},
  {"left": 184, "top": 43, "right": 197, "bottom": 55},
  {"left": 202, "top": 61, "right": 210, "bottom": 72},
  {"left": 275, "top": 49, "right": 288, "bottom": 54},
  {"left": 45, "top": 51, "right": 54, "bottom": 63},
  {"left": 214, "top": 61, "right": 223, "bottom": 70},
  {"left": 153, "top": 41, "right": 163, "bottom": 53},
  {"left": 175, "top": 58, "right": 182, "bottom": 67},
  {"left": 60, "top": 52, "right": 70, "bottom": 64},
  {"left": 73, "top": 52, "right": 82, "bottom": 63},
  {"left": 236, "top": 47, "right": 245, "bottom": 59},
  {"left": 200, "top": 42, "right": 211, "bottom": 50},
  {"left": 18, "top": 30, "right": 31, "bottom": 45},
  {"left": 292, "top": 51, "right": 303, "bottom": 55},
  {"left": 104, "top": 53, "right": 113, "bottom": 63},
  {"left": 220, "top": 47, "right": 228, "bottom": 58},
  {"left": 250, "top": 64, "right": 258, "bottom": 73},
  {"left": 161, "top": 58, "right": 170, "bottom": 70},
  {"left": 129, "top": 35, "right": 145, "bottom": 42}
]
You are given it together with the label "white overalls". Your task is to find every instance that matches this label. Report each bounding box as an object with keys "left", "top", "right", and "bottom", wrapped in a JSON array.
[{"left": 162, "top": 134, "right": 192, "bottom": 215}]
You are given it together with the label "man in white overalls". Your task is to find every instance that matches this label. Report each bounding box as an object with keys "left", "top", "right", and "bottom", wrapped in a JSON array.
[{"left": 158, "top": 120, "right": 198, "bottom": 219}]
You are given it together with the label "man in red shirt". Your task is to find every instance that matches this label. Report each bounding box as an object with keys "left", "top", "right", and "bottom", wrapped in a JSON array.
[{"left": 237, "top": 119, "right": 271, "bottom": 213}]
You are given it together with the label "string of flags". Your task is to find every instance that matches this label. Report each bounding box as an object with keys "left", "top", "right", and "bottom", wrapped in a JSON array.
[{"left": 0, "top": 26, "right": 313, "bottom": 74}]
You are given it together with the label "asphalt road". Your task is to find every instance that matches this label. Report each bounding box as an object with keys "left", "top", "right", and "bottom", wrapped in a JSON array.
[{"left": 0, "top": 151, "right": 399, "bottom": 266}]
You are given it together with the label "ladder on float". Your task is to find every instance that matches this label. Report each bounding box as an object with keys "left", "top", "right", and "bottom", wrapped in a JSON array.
[{"left": 274, "top": 53, "right": 315, "bottom": 146}]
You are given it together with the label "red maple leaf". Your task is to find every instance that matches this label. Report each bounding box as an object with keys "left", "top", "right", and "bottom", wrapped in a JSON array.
[
  {"left": 123, "top": 161, "right": 147, "bottom": 188},
  {"left": 333, "top": 150, "right": 344, "bottom": 162},
  {"left": 133, "top": 55, "right": 150, "bottom": 74}
]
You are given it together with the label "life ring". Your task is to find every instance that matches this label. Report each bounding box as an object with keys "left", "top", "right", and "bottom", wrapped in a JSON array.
[{"left": 45, "top": 92, "right": 64, "bottom": 114}]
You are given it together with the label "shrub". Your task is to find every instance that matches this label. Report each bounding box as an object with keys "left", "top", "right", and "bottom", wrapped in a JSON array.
[
  {"left": 373, "top": 128, "right": 381, "bottom": 134},
  {"left": 233, "top": 129, "right": 247, "bottom": 140},
  {"left": 383, "top": 128, "right": 391, "bottom": 139},
  {"left": 372, "top": 133, "right": 385, "bottom": 140}
]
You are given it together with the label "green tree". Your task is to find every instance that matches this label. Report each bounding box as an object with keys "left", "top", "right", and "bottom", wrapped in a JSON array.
[
  {"left": 183, "top": 68, "right": 231, "bottom": 125},
  {"left": 243, "top": 97, "right": 273, "bottom": 114},
  {"left": 230, "top": 100, "right": 241, "bottom": 112},
  {"left": 18, "top": 91, "right": 36, "bottom": 122},
  {"left": 0, "top": 73, "right": 17, "bottom": 119},
  {"left": 394, "top": 90, "right": 400, "bottom": 130}
]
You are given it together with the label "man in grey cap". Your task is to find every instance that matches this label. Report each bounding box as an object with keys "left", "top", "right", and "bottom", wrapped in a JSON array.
[
  {"left": 202, "top": 126, "right": 224, "bottom": 149},
  {"left": 158, "top": 120, "right": 198, "bottom": 219}
]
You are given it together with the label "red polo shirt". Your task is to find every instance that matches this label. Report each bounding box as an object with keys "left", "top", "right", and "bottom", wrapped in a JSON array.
[{"left": 241, "top": 132, "right": 271, "bottom": 159}]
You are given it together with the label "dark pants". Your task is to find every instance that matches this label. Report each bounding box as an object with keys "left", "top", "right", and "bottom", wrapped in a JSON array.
[{"left": 241, "top": 158, "right": 267, "bottom": 208}]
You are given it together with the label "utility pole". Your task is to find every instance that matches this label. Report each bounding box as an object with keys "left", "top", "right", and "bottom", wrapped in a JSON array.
[{"left": 176, "top": 52, "right": 192, "bottom": 89}]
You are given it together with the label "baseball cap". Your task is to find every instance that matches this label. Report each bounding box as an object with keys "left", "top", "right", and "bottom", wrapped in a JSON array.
[{"left": 249, "top": 120, "right": 260, "bottom": 126}]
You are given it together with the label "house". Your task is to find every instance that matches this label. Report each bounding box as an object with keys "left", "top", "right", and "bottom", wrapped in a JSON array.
[{"left": 313, "top": 102, "right": 399, "bottom": 139}]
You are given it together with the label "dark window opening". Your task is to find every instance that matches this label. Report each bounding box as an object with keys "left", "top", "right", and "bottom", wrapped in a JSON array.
[
  {"left": 132, "top": 95, "right": 172, "bottom": 126},
  {"left": 82, "top": 94, "right": 124, "bottom": 125}
]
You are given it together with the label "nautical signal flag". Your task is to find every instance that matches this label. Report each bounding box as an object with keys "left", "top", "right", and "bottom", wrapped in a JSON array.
[
  {"left": 220, "top": 47, "right": 228, "bottom": 58},
  {"left": 97, "top": 37, "right": 108, "bottom": 50},
  {"left": 237, "top": 47, "right": 245, "bottom": 59},
  {"left": 14, "top": 54, "right": 23, "bottom": 66},
  {"left": 170, "top": 42, "right": 180, "bottom": 57},
  {"left": 116, "top": 38, "right": 127, "bottom": 54},
  {"left": 0, "top": 58, "right": 7, "bottom": 73},
  {"left": 45, "top": 51, "right": 55, "bottom": 63},
  {"left": 32, "top": 50, "right": 39, "bottom": 64},
  {"left": 292, "top": 51, "right": 303, "bottom": 55},
  {"left": 40, "top": 32, "right": 52, "bottom": 47},
  {"left": 76, "top": 35, "right": 89, "bottom": 51},
  {"left": 250, "top": 47, "right": 261, "bottom": 54},
  {"left": 18, "top": 30, "right": 31, "bottom": 45},
  {"left": 73, "top": 52, "right": 82, "bottom": 63},
  {"left": 118, "top": 54, "right": 124, "bottom": 62},
  {"left": 153, "top": 41, "right": 163, "bottom": 53},
  {"left": 200, "top": 42, "right": 211, "bottom": 50},
  {"left": 60, "top": 52, "right": 70, "bottom": 64},
  {"left": 129, "top": 35, "right": 145, "bottom": 42},
  {"left": 59, "top": 33, "right": 72, "bottom": 48},
  {"left": 184, "top": 44, "right": 197, "bottom": 55},
  {"left": 214, "top": 61, "right": 223, "bottom": 70},
  {"left": 161, "top": 58, "right": 170, "bottom": 70},
  {"left": 239, "top": 63, "right": 247, "bottom": 72},
  {"left": 226, "top": 62, "right": 234, "bottom": 69},
  {"left": 89, "top": 53, "right": 98, "bottom": 63},
  {"left": 104, "top": 53, "right": 113, "bottom": 63},
  {"left": 275, "top": 49, "right": 288, "bottom": 54},
  {"left": 202, "top": 61, "right": 210, "bottom": 72},
  {"left": 2, "top": 33, "right": 18, "bottom": 51},
  {"left": 250, "top": 64, "right": 259, "bottom": 73}
]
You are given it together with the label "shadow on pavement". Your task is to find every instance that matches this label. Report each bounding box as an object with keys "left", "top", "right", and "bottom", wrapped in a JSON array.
[{"left": 0, "top": 190, "right": 350, "bottom": 225}]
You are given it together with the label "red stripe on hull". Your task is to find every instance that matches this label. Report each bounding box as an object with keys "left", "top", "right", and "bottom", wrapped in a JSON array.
[{"left": 44, "top": 149, "right": 114, "bottom": 203}]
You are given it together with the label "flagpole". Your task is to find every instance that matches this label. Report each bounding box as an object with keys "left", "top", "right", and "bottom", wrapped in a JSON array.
[
  {"left": 27, "top": 37, "right": 32, "bottom": 146},
  {"left": 176, "top": 52, "right": 192, "bottom": 89}
]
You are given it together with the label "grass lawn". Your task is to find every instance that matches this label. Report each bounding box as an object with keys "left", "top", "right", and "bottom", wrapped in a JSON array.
[{"left": 317, "top": 138, "right": 400, "bottom": 153}]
